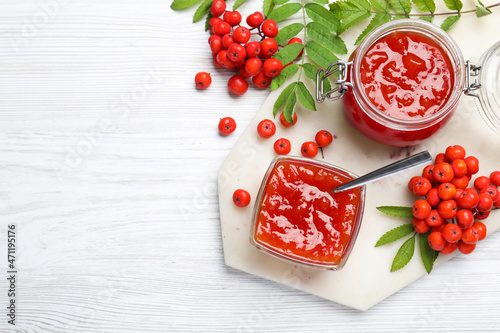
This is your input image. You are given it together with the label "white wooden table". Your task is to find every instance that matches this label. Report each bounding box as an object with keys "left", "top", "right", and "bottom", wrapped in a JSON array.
[{"left": 1, "top": 0, "right": 500, "bottom": 332}]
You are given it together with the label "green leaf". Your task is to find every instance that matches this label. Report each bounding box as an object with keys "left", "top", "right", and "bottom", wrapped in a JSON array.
[
  {"left": 270, "top": 75, "right": 287, "bottom": 91},
  {"left": 273, "top": 82, "right": 297, "bottom": 116},
  {"left": 389, "top": 0, "right": 412, "bottom": 16},
  {"left": 391, "top": 234, "right": 416, "bottom": 272},
  {"left": 192, "top": 0, "right": 212, "bottom": 22},
  {"left": 419, "top": 15, "right": 434, "bottom": 22},
  {"left": 443, "top": 0, "right": 463, "bottom": 11},
  {"left": 267, "top": 3, "right": 302, "bottom": 22},
  {"left": 377, "top": 206, "right": 413, "bottom": 219},
  {"left": 350, "top": 0, "right": 372, "bottom": 11},
  {"left": 355, "top": 13, "right": 391, "bottom": 45},
  {"left": 233, "top": 0, "right": 247, "bottom": 10},
  {"left": 330, "top": 1, "right": 372, "bottom": 34},
  {"left": 284, "top": 91, "right": 297, "bottom": 124},
  {"left": 296, "top": 81, "right": 317, "bottom": 111},
  {"left": 313, "top": 0, "right": 329, "bottom": 4},
  {"left": 305, "top": 41, "right": 338, "bottom": 69},
  {"left": 274, "top": 23, "right": 304, "bottom": 45},
  {"left": 476, "top": 5, "right": 492, "bottom": 17},
  {"left": 302, "top": 63, "right": 333, "bottom": 93},
  {"left": 305, "top": 3, "right": 340, "bottom": 32},
  {"left": 375, "top": 223, "right": 415, "bottom": 247},
  {"left": 273, "top": 43, "right": 304, "bottom": 67},
  {"left": 419, "top": 232, "right": 438, "bottom": 274},
  {"left": 411, "top": 0, "right": 436, "bottom": 13},
  {"left": 270, "top": 64, "right": 300, "bottom": 91},
  {"left": 171, "top": 0, "right": 203, "bottom": 10},
  {"left": 440, "top": 14, "right": 460, "bottom": 32},
  {"left": 274, "top": 0, "right": 291, "bottom": 4},
  {"left": 264, "top": 0, "right": 275, "bottom": 16},
  {"left": 282, "top": 63, "right": 300, "bottom": 77},
  {"left": 307, "top": 22, "right": 348, "bottom": 54},
  {"left": 370, "top": 0, "right": 391, "bottom": 12}
]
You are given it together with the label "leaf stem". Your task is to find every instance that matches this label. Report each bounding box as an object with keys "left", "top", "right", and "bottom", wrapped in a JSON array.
[{"left": 370, "top": 2, "right": 500, "bottom": 17}]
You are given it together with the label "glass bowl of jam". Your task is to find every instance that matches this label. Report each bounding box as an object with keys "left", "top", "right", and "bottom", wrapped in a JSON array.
[
  {"left": 316, "top": 19, "right": 500, "bottom": 147},
  {"left": 250, "top": 156, "right": 366, "bottom": 270}
]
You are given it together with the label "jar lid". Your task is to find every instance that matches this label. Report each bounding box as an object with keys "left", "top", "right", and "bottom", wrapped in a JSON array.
[{"left": 477, "top": 41, "right": 500, "bottom": 134}]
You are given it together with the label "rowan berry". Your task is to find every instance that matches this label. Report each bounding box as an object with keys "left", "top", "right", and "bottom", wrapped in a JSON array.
[
  {"left": 480, "top": 185, "right": 500, "bottom": 203},
  {"left": 438, "top": 182, "right": 456, "bottom": 200},
  {"left": 451, "top": 176, "right": 469, "bottom": 189},
  {"left": 194, "top": 72, "right": 212, "bottom": 89},
  {"left": 413, "top": 177, "right": 432, "bottom": 196},
  {"left": 208, "top": 17, "right": 223, "bottom": 34},
  {"left": 260, "top": 38, "right": 278, "bottom": 57},
  {"left": 457, "top": 188, "right": 479, "bottom": 209},
  {"left": 315, "top": 130, "right": 333, "bottom": 148},
  {"left": 221, "top": 33, "right": 234, "bottom": 49},
  {"left": 218, "top": 117, "right": 236, "bottom": 135},
  {"left": 227, "top": 43, "right": 246, "bottom": 62},
  {"left": 426, "top": 188, "right": 441, "bottom": 206},
  {"left": 451, "top": 159, "right": 468, "bottom": 178},
  {"left": 213, "top": 54, "right": 223, "bottom": 68},
  {"left": 210, "top": 0, "right": 226, "bottom": 16},
  {"left": 490, "top": 171, "right": 500, "bottom": 186},
  {"left": 413, "top": 217, "right": 429, "bottom": 234},
  {"left": 245, "top": 41, "right": 261, "bottom": 58},
  {"left": 458, "top": 240, "right": 476, "bottom": 254},
  {"left": 288, "top": 37, "right": 304, "bottom": 57},
  {"left": 456, "top": 209, "right": 474, "bottom": 229},
  {"left": 244, "top": 58, "right": 262, "bottom": 77},
  {"left": 438, "top": 199, "right": 457, "bottom": 219},
  {"left": 476, "top": 210, "right": 491, "bottom": 220},
  {"left": 442, "top": 223, "right": 462, "bottom": 243},
  {"left": 440, "top": 241, "right": 458, "bottom": 255},
  {"left": 279, "top": 112, "right": 297, "bottom": 127},
  {"left": 209, "top": 35, "right": 223, "bottom": 54},
  {"left": 223, "top": 10, "right": 242, "bottom": 26},
  {"left": 233, "top": 189, "right": 251, "bottom": 207},
  {"left": 257, "top": 119, "right": 276, "bottom": 139},
  {"left": 425, "top": 209, "right": 444, "bottom": 227},
  {"left": 435, "top": 153, "right": 446, "bottom": 164},
  {"left": 422, "top": 165, "right": 436, "bottom": 183},
  {"left": 228, "top": 75, "right": 248, "bottom": 95},
  {"left": 213, "top": 21, "right": 231, "bottom": 36},
  {"left": 301, "top": 141, "right": 318, "bottom": 158},
  {"left": 477, "top": 193, "right": 493, "bottom": 212},
  {"left": 428, "top": 231, "right": 446, "bottom": 251},
  {"left": 433, "top": 162, "right": 454, "bottom": 183},
  {"left": 274, "top": 138, "right": 291, "bottom": 155},
  {"left": 233, "top": 26, "right": 251, "bottom": 44},
  {"left": 263, "top": 58, "right": 283, "bottom": 77},
  {"left": 453, "top": 188, "right": 464, "bottom": 202},
  {"left": 261, "top": 19, "right": 279, "bottom": 37},
  {"left": 474, "top": 176, "right": 491, "bottom": 190},
  {"left": 432, "top": 222, "right": 447, "bottom": 233},
  {"left": 246, "top": 11, "right": 264, "bottom": 28},
  {"left": 216, "top": 50, "right": 236, "bottom": 69},
  {"left": 252, "top": 70, "right": 272, "bottom": 88},
  {"left": 464, "top": 156, "right": 479, "bottom": 175},
  {"left": 413, "top": 199, "right": 431, "bottom": 219},
  {"left": 444, "top": 145, "right": 466, "bottom": 162},
  {"left": 461, "top": 226, "right": 479, "bottom": 244},
  {"left": 408, "top": 176, "right": 420, "bottom": 192}
]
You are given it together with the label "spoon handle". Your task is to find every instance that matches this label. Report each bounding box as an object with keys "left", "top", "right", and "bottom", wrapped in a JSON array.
[{"left": 333, "top": 151, "right": 433, "bottom": 193}]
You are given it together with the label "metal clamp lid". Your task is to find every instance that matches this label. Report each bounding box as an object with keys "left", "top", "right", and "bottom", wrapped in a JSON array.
[
  {"left": 316, "top": 60, "right": 353, "bottom": 103},
  {"left": 463, "top": 60, "right": 481, "bottom": 96}
]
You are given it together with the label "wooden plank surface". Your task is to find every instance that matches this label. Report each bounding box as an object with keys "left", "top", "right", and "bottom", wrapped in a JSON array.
[{"left": 1, "top": 0, "right": 500, "bottom": 332}]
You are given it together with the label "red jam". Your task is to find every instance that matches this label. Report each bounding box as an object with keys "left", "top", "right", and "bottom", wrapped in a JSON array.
[
  {"left": 252, "top": 158, "right": 364, "bottom": 267},
  {"left": 360, "top": 31, "right": 454, "bottom": 120}
]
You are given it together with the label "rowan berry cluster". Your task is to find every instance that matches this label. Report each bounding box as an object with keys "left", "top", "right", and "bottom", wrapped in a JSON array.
[
  {"left": 409, "top": 145, "right": 500, "bottom": 255},
  {"left": 196, "top": 0, "right": 303, "bottom": 95}
]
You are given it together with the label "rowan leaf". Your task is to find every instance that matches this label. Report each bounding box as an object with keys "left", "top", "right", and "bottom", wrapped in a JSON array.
[
  {"left": 296, "top": 82, "right": 317, "bottom": 111},
  {"left": 264, "top": 0, "right": 275, "bottom": 16},
  {"left": 419, "top": 232, "right": 438, "bottom": 274},
  {"left": 274, "top": 23, "right": 304, "bottom": 45},
  {"left": 441, "top": 14, "right": 460, "bottom": 32},
  {"left": 389, "top": 0, "right": 412, "bottom": 16},
  {"left": 412, "top": 0, "right": 436, "bottom": 13},
  {"left": 330, "top": 1, "right": 372, "bottom": 34},
  {"left": 476, "top": 5, "right": 492, "bottom": 17},
  {"left": 391, "top": 234, "right": 416, "bottom": 272},
  {"left": 313, "top": 0, "right": 329, "bottom": 4},
  {"left": 274, "top": 0, "right": 291, "bottom": 5},
  {"left": 377, "top": 206, "right": 413, "bottom": 219},
  {"left": 270, "top": 75, "right": 287, "bottom": 91},
  {"left": 305, "top": 41, "right": 339, "bottom": 69},
  {"left": 307, "top": 22, "right": 348, "bottom": 54},
  {"left": 375, "top": 223, "right": 415, "bottom": 247},
  {"left": 284, "top": 91, "right": 297, "bottom": 124},
  {"left": 267, "top": 3, "right": 303, "bottom": 22},
  {"left": 273, "top": 82, "right": 297, "bottom": 116},
  {"left": 305, "top": 3, "right": 340, "bottom": 32},
  {"left": 233, "top": 0, "right": 248, "bottom": 10},
  {"left": 302, "top": 63, "right": 333, "bottom": 93},
  {"left": 355, "top": 13, "right": 391, "bottom": 45},
  {"left": 370, "top": 0, "right": 391, "bottom": 12},
  {"left": 192, "top": 0, "right": 212, "bottom": 22},
  {"left": 270, "top": 64, "right": 300, "bottom": 90},
  {"left": 273, "top": 43, "right": 304, "bottom": 66},
  {"left": 443, "top": 0, "right": 463, "bottom": 11},
  {"left": 171, "top": 0, "right": 203, "bottom": 10}
]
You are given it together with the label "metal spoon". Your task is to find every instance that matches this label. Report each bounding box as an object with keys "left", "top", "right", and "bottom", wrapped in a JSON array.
[{"left": 333, "top": 150, "right": 433, "bottom": 193}]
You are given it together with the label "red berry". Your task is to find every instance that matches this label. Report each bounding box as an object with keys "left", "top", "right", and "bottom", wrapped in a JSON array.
[
  {"left": 476, "top": 210, "right": 491, "bottom": 220},
  {"left": 223, "top": 10, "right": 242, "bottom": 26},
  {"left": 227, "top": 75, "right": 248, "bottom": 95},
  {"left": 458, "top": 240, "right": 476, "bottom": 254},
  {"left": 442, "top": 223, "right": 462, "bottom": 243},
  {"left": 438, "top": 199, "right": 457, "bottom": 219},
  {"left": 490, "top": 171, "right": 500, "bottom": 186},
  {"left": 227, "top": 43, "right": 246, "bottom": 62},
  {"left": 210, "top": 0, "right": 226, "bottom": 17},
  {"left": 257, "top": 119, "right": 276, "bottom": 139},
  {"left": 213, "top": 21, "right": 231, "bottom": 36},
  {"left": 260, "top": 38, "right": 278, "bottom": 57},
  {"left": 233, "top": 26, "right": 251, "bottom": 44},
  {"left": 428, "top": 231, "right": 446, "bottom": 251},
  {"left": 457, "top": 188, "right": 479, "bottom": 209},
  {"left": 444, "top": 145, "right": 466, "bottom": 162},
  {"left": 246, "top": 11, "right": 264, "bottom": 28},
  {"left": 216, "top": 50, "right": 236, "bottom": 69},
  {"left": 451, "top": 159, "right": 468, "bottom": 178},
  {"left": 244, "top": 58, "right": 262, "bottom": 77},
  {"left": 301, "top": 141, "right": 318, "bottom": 158},
  {"left": 261, "top": 19, "right": 279, "bottom": 37},
  {"left": 218, "top": 117, "right": 236, "bottom": 135},
  {"left": 315, "top": 130, "right": 333, "bottom": 148},
  {"left": 440, "top": 241, "right": 458, "bottom": 255},
  {"left": 208, "top": 17, "right": 222, "bottom": 34},
  {"left": 474, "top": 176, "right": 491, "bottom": 190},
  {"left": 279, "top": 112, "right": 297, "bottom": 127},
  {"left": 195, "top": 72, "right": 212, "bottom": 89},
  {"left": 453, "top": 188, "right": 464, "bottom": 202},
  {"left": 438, "top": 182, "right": 456, "bottom": 200},
  {"left": 408, "top": 176, "right": 420, "bottom": 192},
  {"left": 435, "top": 153, "right": 446, "bottom": 164},
  {"left": 451, "top": 176, "right": 469, "bottom": 189},
  {"left": 426, "top": 188, "right": 441, "bottom": 206},
  {"left": 413, "top": 199, "right": 431, "bottom": 219},
  {"left": 477, "top": 193, "right": 493, "bottom": 212},
  {"left": 274, "top": 138, "right": 291, "bottom": 155},
  {"left": 456, "top": 209, "right": 474, "bottom": 229},
  {"left": 209, "top": 35, "right": 223, "bottom": 54},
  {"left": 252, "top": 71, "right": 272, "bottom": 88},
  {"left": 262, "top": 58, "right": 283, "bottom": 77},
  {"left": 233, "top": 189, "right": 251, "bottom": 207},
  {"left": 431, "top": 222, "right": 447, "bottom": 233},
  {"left": 473, "top": 221, "right": 487, "bottom": 241},
  {"left": 433, "top": 162, "right": 454, "bottom": 183},
  {"left": 422, "top": 165, "right": 436, "bottom": 183},
  {"left": 425, "top": 209, "right": 444, "bottom": 227},
  {"left": 221, "top": 33, "right": 235, "bottom": 49},
  {"left": 245, "top": 41, "right": 261, "bottom": 58},
  {"left": 480, "top": 185, "right": 500, "bottom": 203},
  {"left": 464, "top": 156, "right": 479, "bottom": 175},
  {"left": 413, "top": 217, "right": 430, "bottom": 234},
  {"left": 413, "top": 177, "right": 432, "bottom": 196},
  {"left": 461, "top": 226, "right": 479, "bottom": 244}
]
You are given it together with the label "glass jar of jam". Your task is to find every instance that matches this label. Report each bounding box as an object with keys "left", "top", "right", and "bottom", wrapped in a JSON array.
[
  {"left": 250, "top": 156, "right": 366, "bottom": 270},
  {"left": 316, "top": 19, "right": 500, "bottom": 147}
]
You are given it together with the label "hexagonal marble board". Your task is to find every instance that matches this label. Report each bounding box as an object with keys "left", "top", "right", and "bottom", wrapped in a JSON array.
[{"left": 217, "top": 16, "right": 500, "bottom": 310}]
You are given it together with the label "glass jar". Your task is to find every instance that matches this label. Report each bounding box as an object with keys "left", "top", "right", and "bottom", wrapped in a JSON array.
[
  {"left": 316, "top": 19, "right": 500, "bottom": 147},
  {"left": 250, "top": 156, "right": 366, "bottom": 270}
]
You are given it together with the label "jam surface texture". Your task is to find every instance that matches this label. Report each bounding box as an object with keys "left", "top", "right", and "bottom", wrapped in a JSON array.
[
  {"left": 360, "top": 31, "right": 454, "bottom": 120},
  {"left": 253, "top": 159, "right": 363, "bottom": 266}
]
